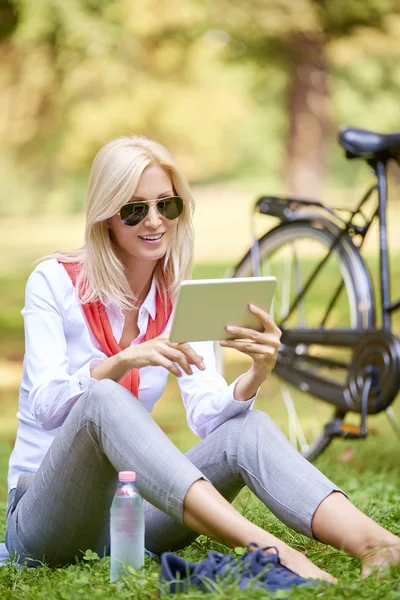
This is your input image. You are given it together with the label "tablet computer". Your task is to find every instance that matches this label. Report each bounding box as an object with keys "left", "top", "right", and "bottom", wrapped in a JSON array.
[{"left": 169, "top": 276, "right": 276, "bottom": 343}]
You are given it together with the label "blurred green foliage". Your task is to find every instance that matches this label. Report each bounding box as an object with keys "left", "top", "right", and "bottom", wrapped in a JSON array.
[{"left": 0, "top": 0, "right": 400, "bottom": 215}]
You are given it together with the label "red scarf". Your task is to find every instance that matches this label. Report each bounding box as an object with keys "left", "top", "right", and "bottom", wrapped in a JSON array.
[{"left": 60, "top": 261, "right": 172, "bottom": 399}]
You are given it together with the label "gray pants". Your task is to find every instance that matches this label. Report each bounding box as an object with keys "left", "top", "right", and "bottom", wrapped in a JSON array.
[{"left": 6, "top": 379, "right": 342, "bottom": 567}]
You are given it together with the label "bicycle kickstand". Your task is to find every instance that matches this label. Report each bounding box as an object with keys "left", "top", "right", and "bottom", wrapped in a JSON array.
[{"left": 325, "top": 371, "right": 373, "bottom": 440}]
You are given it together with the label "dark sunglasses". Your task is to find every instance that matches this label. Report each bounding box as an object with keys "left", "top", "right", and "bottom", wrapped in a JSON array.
[{"left": 119, "top": 196, "right": 184, "bottom": 227}]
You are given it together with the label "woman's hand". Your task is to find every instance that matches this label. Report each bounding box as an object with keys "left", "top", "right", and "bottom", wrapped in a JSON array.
[
  {"left": 220, "top": 304, "right": 281, "bottom": 397},
  {"left": 122, "top": 334, "right": 206, "bottom": 377}
]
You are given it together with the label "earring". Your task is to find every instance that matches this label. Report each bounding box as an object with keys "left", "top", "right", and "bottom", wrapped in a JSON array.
[{"left": 107, "top": 222, "right": 111, "bottom": 230}]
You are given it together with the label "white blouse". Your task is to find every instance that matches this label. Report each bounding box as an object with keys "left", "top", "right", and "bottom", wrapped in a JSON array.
[{"left": 7, "top": 259, "right": 256, "bottom": 492}]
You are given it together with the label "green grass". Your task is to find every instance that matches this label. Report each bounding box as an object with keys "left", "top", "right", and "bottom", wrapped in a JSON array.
[{"left": 0, "top": 261, "right": 400, "bottom": 598}]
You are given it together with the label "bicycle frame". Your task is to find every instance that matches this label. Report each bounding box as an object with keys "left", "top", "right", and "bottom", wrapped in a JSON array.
[
  {"left": 374, "top": 159, "right": 400, "bottom": 326},
  {"left": 249, "top": 157, "right": 400, "bottom": 415}
]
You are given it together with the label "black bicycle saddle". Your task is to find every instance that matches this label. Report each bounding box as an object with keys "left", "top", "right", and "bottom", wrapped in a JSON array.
[{"left": 338, "top": 126, "right": 400, "bottom": 160}]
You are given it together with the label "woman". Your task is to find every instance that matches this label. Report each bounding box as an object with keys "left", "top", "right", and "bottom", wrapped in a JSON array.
[{"left": 5, "top": 136, "right": 399, "bottom": 581}]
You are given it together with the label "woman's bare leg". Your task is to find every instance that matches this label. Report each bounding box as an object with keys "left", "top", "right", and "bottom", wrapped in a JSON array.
[
  {"left": 183, "top": 480, "right": 336, "bottom": 582},
  {"left": 312, "top": 492, "right": 400, "bottom": 577}
]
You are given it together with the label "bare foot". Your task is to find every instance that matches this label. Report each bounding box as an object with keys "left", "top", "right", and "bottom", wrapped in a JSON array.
[
  {"left": 275, "top": 547, "right": 337, "bottom": 583},
  {"left": 361, "top": 544, "right": 400, "bottom": 579}
]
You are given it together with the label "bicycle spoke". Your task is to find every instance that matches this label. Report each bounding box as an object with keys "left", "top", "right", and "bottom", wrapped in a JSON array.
[
  {"left": 260, "top": 255, "right": 275, "bottom": 320},
  {"left": 280, "top": 384, "right": 309, "bottom": 453},
  {"left": 279, "top": 242, "right": 338, "bottom": 327},
  {"left": 320, "top": 278, "right": 346, "bottom": 328},
  {"left": 386, "top": 406, "right": 400, "bottom": 440},
  {"left": 281, "top": 244, "right": 293, "bottom": 321},
  {"left": 293, "top": 243, "right": 306, "bottom": 327}
]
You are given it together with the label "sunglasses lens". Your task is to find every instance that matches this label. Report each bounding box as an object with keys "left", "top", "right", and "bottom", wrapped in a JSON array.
[
  {"left": 119, "top": 196, "right": 184, "bottom": 226},
  {"left": 158, "top": 196, "right": 184, "bottom": 220},
  {"left": 120, "top": 203, "right": 148, "bottom": 226}
]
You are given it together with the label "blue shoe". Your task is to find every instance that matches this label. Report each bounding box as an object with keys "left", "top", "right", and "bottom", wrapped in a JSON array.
[
  {"left": 239, "top": 544, "right": 318, "bottom": 594},
  {"left": 159, "top": 550, "right": 249, "bottom": 594},
  {"left": 159, "top": 544, "right": 316, "bottom": 596}
]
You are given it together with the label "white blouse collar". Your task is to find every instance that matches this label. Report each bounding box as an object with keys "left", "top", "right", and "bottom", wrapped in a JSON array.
[{"left": 104, "top": 276, "right": 157, "bottom": 320}]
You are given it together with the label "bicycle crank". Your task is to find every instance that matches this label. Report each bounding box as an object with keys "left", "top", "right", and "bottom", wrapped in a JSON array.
[{"left": 346, "top": 330, "right": 400, "bottom": 414}]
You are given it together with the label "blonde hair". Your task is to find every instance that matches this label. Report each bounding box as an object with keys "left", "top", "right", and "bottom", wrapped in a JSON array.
[{"left": 45, "top": 136, "right": 195, "bottom": 309}]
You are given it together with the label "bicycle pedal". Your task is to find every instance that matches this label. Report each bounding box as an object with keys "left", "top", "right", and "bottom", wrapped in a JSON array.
[
  {"left": 325, "top": 421, "right": 367, "bottom": 439},
  {"left": 339, "top": 423, "right": 367, "bottom": 438}
]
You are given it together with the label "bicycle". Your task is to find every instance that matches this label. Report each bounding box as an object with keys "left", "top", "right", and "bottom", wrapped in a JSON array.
[{"left": 226, "top": 126, "right": 400, "bottom": 461}]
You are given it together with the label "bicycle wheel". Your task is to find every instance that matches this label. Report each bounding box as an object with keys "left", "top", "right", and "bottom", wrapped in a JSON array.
[{"left": 230, "top": 219, "right": 374, "bottom": 460}]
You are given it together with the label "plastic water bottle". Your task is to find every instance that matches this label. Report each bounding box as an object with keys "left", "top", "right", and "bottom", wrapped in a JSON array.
[{"left": 110, "top": 471, "right": 145, "bottom": 582}]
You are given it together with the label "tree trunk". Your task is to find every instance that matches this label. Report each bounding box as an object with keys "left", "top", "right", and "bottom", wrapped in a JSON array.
[{"left": 285, "top": 33, "right": 329, "bottom": 199}]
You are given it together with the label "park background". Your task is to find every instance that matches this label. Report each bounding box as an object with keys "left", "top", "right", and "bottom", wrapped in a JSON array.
[{"left": 0, "top": 1, "right": 400, "bottom": 598}]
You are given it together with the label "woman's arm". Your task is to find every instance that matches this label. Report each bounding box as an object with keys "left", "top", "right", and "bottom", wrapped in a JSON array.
[
  {"left": 23, "top": 262, "right": 105, "bottom": 430},
  {"left": 178, "top": 305, "right": 281, "bottom": 438},
  {"left": 231, "top": 364, "right": 268, "bottom": 402},
  {"left": 89, "top": 352, "right": 130, "bottom": 382},
  {"left": 178, "top": 341, "right": 258, "bottom": 439},
  {"left": 220, "top": 304, "right": 282, "bottom": 400},
  {"left": 24, "top": 262, "right": 205, "bottom": 430},
  {"left": 90, "top": 335, "right": 205, "bottom": 382}
]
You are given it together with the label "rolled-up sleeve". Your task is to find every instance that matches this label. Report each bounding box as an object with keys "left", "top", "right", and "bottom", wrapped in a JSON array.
[
  {"left": 22, "top": 264, "right": 103, "bottom": 430},
  {"left": 177, "top": 341, "right": 257, "bottom": 439}
]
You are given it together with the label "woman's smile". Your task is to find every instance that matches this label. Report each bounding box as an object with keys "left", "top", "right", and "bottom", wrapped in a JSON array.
[{"left": 138, "top": 232, "right": 165, "bottom": 244}]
